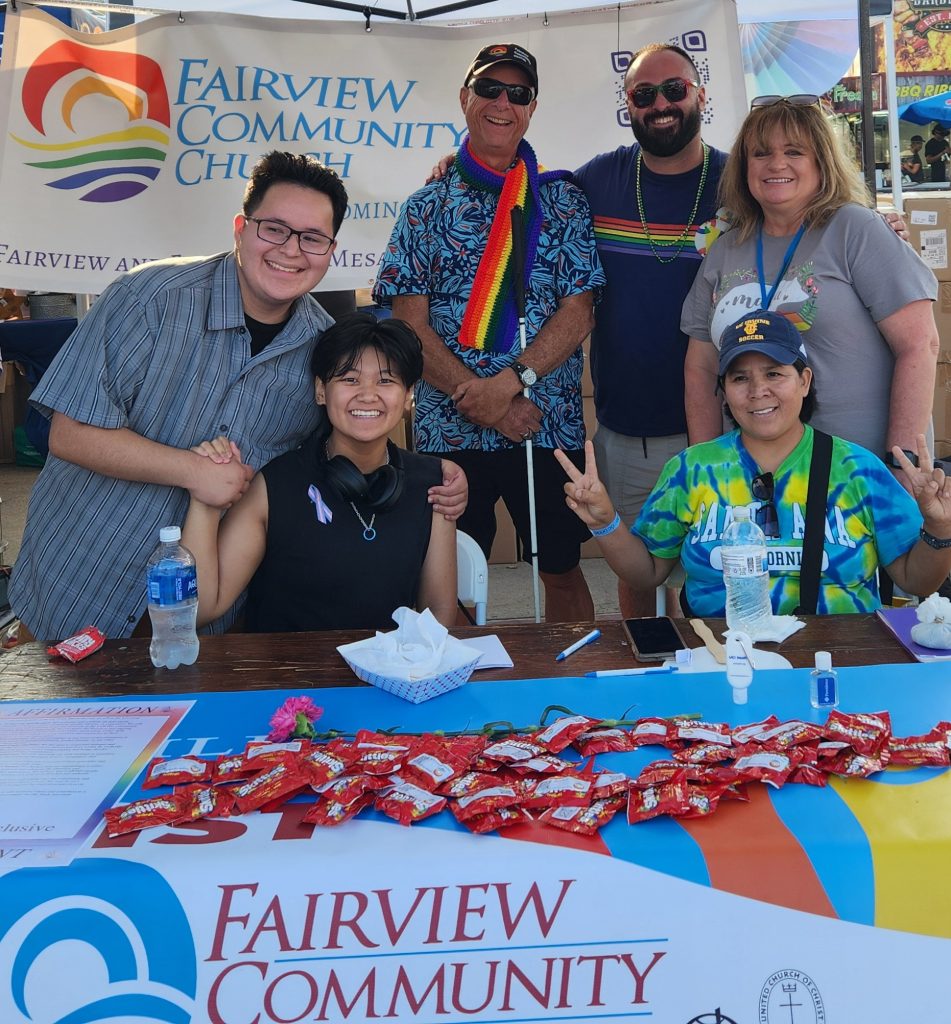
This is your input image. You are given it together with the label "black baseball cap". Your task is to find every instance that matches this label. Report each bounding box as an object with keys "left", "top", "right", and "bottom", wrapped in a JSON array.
[
  {"left": 911, "top": 134, "right": 924, "bottom": 142},
  {"left": 464, "top": 43, "right": 538, "bottom": 93},
  {"left": 718, "top": 311, "right": 808, "bottom": 375}
]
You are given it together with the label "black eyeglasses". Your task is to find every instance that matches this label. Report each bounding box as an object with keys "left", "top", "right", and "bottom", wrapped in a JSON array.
[
  {"left": 627, "top": 77, "right": 699, "bottom": 110},
  {"left": 750, "top": 94, "right": 820, "bottom": 111},
  {"left": 468, "top": 77, "right": 536, "bottom": 106},
  {"left": 245, "top": 217, "right": 335, "bottom": 256},
  {"left": 751, "top": 472, "right": 779, "bottom": 539}
]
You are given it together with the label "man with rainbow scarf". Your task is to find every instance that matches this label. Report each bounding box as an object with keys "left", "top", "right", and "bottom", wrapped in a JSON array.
[{"left": 374, "top": 44, "right": 605, "bottom": 623}]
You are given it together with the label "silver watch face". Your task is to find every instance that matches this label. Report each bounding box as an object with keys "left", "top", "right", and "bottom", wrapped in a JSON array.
[{"left": 519, "top": 365, "right": 537, "bottom": 386}]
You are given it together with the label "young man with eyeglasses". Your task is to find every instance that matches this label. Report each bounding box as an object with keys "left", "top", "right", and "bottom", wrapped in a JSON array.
[
  {"left": 374, "top": 44, "right": 606, "bottom": 622},
  {"left": 10, "top": 150, "right": 467, "bottom": 643},
  {"left": 572, "top": 42, "right": 730, "bottom": 617}
]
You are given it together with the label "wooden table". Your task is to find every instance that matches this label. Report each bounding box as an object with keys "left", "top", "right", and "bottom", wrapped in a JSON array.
[{"left": 0, "top": 614, "right": 911, "bottom": 701}]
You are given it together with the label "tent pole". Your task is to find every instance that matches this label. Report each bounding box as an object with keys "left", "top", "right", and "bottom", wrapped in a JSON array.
[{"left": 857, "top": 0, "right": 877, "bottom": 197}]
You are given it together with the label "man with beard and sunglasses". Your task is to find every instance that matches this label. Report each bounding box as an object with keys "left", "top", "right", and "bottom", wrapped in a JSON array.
[
  {"left": 375, "top": 44, "right": 605, "bottom": 622},
  {"left": 572, "top": 43, "right": 729, "bottom": 617}
]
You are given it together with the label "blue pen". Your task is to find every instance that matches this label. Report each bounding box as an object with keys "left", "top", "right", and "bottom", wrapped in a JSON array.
[
  {"left": 555, "top": 628, "right": 601, "bottom": 662},
  {"left": 585, "top": 666, "right": 679, "bottom": 678}
]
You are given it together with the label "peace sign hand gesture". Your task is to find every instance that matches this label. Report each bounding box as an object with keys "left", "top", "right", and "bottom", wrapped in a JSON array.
[
  {"left": 554, "top": 441, "right": 617, "bottom": 531},
  {"left": 892, "top": 435, "right": 951, "bottom": 537}
]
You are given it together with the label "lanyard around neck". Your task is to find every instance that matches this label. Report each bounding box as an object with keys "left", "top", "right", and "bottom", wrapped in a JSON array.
[{"left": 756, "top": 223, "right": 806, "bottom": 310}]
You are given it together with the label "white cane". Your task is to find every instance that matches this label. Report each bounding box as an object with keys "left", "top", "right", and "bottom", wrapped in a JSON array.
[{"left": 510, "top": 207, "right": 542, "bottom": 623}]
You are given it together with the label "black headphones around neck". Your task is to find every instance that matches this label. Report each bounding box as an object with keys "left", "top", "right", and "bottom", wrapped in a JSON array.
[{"left": 323, "top": 441, "right": 405, "bottom": 513}]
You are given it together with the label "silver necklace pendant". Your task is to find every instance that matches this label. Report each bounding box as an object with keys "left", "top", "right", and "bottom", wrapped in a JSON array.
[
  {"left": 349, "top": 501, "right": 377, "bottom": 541},
  {"left": 361, "top": 525, "right": 377, "bottom": 542}
]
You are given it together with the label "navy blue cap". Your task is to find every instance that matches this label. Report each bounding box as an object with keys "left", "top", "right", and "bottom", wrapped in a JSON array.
[{"left": 718, "top": 310, "right": 808, "bottom": 375}]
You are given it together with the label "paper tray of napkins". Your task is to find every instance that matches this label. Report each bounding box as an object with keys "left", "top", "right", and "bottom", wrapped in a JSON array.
[{"left": 337, "top": 607, "right": 483, "bottom": 704}]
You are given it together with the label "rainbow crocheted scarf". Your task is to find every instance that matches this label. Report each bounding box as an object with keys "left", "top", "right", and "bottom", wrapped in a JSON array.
[{"left": 456, "top": 136, "right": 569, "bottom": 354}]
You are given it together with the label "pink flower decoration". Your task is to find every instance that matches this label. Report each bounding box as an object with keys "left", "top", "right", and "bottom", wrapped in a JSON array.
[{"left": 268, "top": 696, "right": 324, "bottom": 741}]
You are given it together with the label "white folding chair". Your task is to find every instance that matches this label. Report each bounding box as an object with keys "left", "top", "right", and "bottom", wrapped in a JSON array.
[{"left": 456, "top": 530, "right": 489, "bottom": 626}]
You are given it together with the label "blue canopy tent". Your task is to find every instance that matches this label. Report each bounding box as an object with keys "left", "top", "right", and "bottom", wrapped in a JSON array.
[{"left": 899, "top": 93, "right": 951, "bottom": 128}]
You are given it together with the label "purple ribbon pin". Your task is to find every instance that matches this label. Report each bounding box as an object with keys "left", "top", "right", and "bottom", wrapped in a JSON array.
[{"left": 307, "top": 485, "right": 333, "bottom": 524}]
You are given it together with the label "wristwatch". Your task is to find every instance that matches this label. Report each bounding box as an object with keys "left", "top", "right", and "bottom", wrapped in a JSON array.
[
  {"left": 884, "top": 449, "right": 919, "bottom": 469},
  {"left": 511, "top": 361, "right": 537, "bottom": 388}
]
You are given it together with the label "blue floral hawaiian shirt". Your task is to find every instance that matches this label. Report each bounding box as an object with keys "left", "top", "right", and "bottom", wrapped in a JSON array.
[{"left": 373, "top": 165, "right": 604, "bottom": 452}]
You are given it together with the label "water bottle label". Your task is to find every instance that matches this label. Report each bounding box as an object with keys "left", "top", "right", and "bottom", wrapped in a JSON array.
[
  {"left": 721, "top": 547, "right": 767, "bottom": 578},
  {"left": 147, "top": 565, "right": 197, "bottom": 606}
]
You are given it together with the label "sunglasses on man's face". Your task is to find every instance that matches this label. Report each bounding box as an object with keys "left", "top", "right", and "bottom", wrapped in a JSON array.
[
  {"left": 469, "top": 77, "right": 536, "bottom": 106},
  {"left": 751, "top": 472, "right": 780, "bottom": 539},
  {"left": 750, "top": 94, "right": 821, "bottom": 111},
  {"left": 627, "top": 76, "right": 699, "bottom": 110}
]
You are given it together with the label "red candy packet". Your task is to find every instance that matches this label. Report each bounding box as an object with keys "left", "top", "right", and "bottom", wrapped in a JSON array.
[
  {"left": 304, "top": 793, "right": 374, "bottom": 827},
  {"left": 47, "top": 626, "right": 106, "bottom": 663},
  {"left": 534, "top": 715, "right": 598, "bottom": 754},
  {"left": 375, "top": 776, "right": 448, "bottom": 824},
  {"left": 104, "top": 795, "right": 184, "bottom": 836},
  {"left": 460, "top": 806, "right": 533, "bottom": 834},
  {"left": 627, "top": 779, "right": 690, "bottom": 824},
  {"left": 540, "top": 796, "right": 625, "bottom": 835},
  {"left": 400, "top": 738, "right": 468, "bottom": 791},
  {"left": 174, "top": 783, "right": 235, "bottom": 819},
  {"left": 823, "top": 710, "right": 891, "bottom": 756},
  {"left": 452, "top": 781, "right": 522, "bottom": 822},
  {"left": 520, "top": 773, "right": 592, "bottom": 810},
  {"left": 573, "top": 726, "right": 636, "bottom": 756},
  {"left": 142, "top": 755, "right": 212, "bottom": 789},
  {"left": 233, "top": 759, "right": 306, "bottom": 814},
  {"left": 629, "top": 717, "right": 677, "bottom": 748}
]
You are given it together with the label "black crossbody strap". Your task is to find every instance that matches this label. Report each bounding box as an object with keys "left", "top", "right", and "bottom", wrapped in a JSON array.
[{"left": 795, "top": 429, "right": 833, "bottom": 615}]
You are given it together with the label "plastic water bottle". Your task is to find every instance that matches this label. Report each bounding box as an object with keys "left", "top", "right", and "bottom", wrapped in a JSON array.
[
  {"left": 721, "top": 506, "right": 772, "bottom": 636},
  {"left": 147, "top": 526, "right": 199, "bottom": 669},
  {"left": 810, "top": 650, "right": 839, "bottom": 709}
]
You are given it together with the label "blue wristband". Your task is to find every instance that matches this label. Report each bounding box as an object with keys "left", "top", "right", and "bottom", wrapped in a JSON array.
[{"left": 590, "top": 512, "right": 622, "bottom": 538}]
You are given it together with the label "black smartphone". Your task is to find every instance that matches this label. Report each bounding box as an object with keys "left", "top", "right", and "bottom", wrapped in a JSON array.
[{"left": 622, "top": 616, "right": 686, "bottom": 662}]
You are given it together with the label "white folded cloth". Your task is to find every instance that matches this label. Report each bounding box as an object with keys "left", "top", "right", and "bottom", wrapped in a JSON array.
[{"left": 911, "top": 592, "right": 951, "bottom": 650}]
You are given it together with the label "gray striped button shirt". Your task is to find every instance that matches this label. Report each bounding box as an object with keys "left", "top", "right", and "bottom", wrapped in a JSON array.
[{"left": 10, "top": 251, "right": 331, "bottom": 642}]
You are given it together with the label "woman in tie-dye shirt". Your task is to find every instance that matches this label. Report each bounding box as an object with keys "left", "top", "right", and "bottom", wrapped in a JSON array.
[{"left": 556, "top": 311, "right": 951, "bottom": 616}]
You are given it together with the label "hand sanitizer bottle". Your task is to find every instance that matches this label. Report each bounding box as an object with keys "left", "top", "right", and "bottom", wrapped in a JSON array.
[{"left": 810, "top": 651, "right": 838, "bottom": 709}]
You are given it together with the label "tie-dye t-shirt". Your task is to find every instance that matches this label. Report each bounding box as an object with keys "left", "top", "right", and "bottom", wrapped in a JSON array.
[{"left": 633, "top": 426, "right": 922, "bottom": 616}]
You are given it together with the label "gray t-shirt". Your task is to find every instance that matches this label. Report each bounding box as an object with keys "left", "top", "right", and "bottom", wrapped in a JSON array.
[{"left": 681, "top": 203, "right": 938, "bottom": 456}]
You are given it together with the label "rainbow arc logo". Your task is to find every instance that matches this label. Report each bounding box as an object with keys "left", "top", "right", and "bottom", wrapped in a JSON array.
[{"left": 12, "top": 39, "right": 170, "bottom": 202}]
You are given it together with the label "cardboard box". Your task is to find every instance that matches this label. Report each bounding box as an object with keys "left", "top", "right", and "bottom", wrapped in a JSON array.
[{"left": 904, "top": 196, "right": 951, "bottom": 281}]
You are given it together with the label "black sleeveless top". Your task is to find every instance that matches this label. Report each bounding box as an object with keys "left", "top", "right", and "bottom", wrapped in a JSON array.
[{"left": 245, "top": 434, "right": 442, "bottom": 632}]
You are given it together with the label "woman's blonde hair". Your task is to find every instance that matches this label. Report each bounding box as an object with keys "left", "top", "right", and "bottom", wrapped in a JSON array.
[{"left": 718, "top": 102, "right": 871, "bottom": 242}]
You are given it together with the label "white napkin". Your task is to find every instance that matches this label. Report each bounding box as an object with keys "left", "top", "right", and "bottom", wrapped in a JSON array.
[
  {"left": 745, "top": 614, "right": 806, "bottom": 644},
  {"left": 337, "top": 607, "right": 482, "bottom": 681},
  {"left": 911, "top": 592, "right": 951, "bottom": 649}
]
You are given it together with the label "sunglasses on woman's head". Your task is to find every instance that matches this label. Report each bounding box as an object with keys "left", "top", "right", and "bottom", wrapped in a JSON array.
[
  {"left": 469, "top": 77, "right": 536, "bottom": 106},
  {"left": 751, "top": 472, "right": 780, "bottom": 539},
  {"left": 627, "top": 77, "right": 699, "bottom": 109},
  {"left": 750, "top": 94, "right": 821, "bottom": 111}
]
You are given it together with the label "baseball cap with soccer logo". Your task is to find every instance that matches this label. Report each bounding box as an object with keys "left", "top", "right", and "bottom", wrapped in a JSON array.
[{"left": 718, "top": 310, "right": 808, "bottom": 375}]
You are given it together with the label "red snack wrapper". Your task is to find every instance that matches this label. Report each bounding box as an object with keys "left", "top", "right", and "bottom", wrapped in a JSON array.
[
  {"left": 300, "top": 744, "right": 354, "bottom": 787},
  {"left": 460, "top": 806, "right": 533, "bottom": 834},
  {"left": 732, "top": 749, "right": 799, "bottom": 789},
  {"left": 481, "top": 736, "right": 547, "bottom": 764},
  {"left": 104, "top": 794, "right": 184, "bottom": 836},
  {"left": 245, "top": 740, "right": 309, "bottom": 767},
  {"left": 540, "top": 796, "right": 625, "bottom": 835},
  {"left": 629, "top": 717, "right": 677, "bottom": 749},
  {"left": 671, "top": 720, "right": 732, "bottom": 746},
  {"left": 573, "top": 727, "right": 637, "bottom": 756},
  {"left": 441, "top": 734, "right": 488, "bottom": 767},
  {"left": 451, "top": 781, "right": 522, "bottom": 822},
  {"left": 142, "top": 755, "right": 212, "bottom": 789},
  {"left": 755, "top": 720, "right": 824, "bottom": 749},
  {"left": 375, "top": 776, "right": 447, "bottom": 825},
  {"left": 519, "top": 773, "right": 592, "bottom": 810},
  {"left": 534, "top": 715, "right": 598, "bottom": 754},
  {"left": 591, "top": 771, "right": 631, "bottom": 800},
  {"left": 635, "top": 761, "right": 687, "bottom": 786},
  {"left": 887, "top": 731, "right": 951, "bottom": 767},
  {"left": 627, "top": 779, "right": 690, "bottom": 824},
  {"left": 823, "top": 710, "right": 891, "bottom": 756},
  {"left": 314, "top": 772, "right": 386, "bottom": 803},
  {"left": 678, "top": 784, "right": 725, "bottom": 819},
  {"left": 213, "top": 753, "right": 256, "bottom": 783},
  {"left": 509, "top": 753, "right": 576, "bottom": 776},
  {"left": 672, "top": 742, "right": 735, "bottom": 765},
  {"left": 823, "top": 749, "right": 890, "bottom": 778},
  {"left": 47, "top": 626, "right": 106, "bottom": 663},
  {"left": 789, "top": 764, "right": 829, "bottom": 787},
  {"left": 400, "top": 738, "right": 468, "bottom": 791},
  {"left": 731, "top": 717, "right": 781, "bottom": 745},
  {"left": 304, "top": 792, "right": 374, "bottom": 827},
  {"left": 437, "top": 770, "right": 500, "bottom": 798},
  {"left": 175, "top": 783, "right": 235, "bottom": 820},
  {"left": 352, "top": 731, "right": 411, "bottom": 775},
  {"left": 233, "top": 759, "right": 306, "bottom": 814}
]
